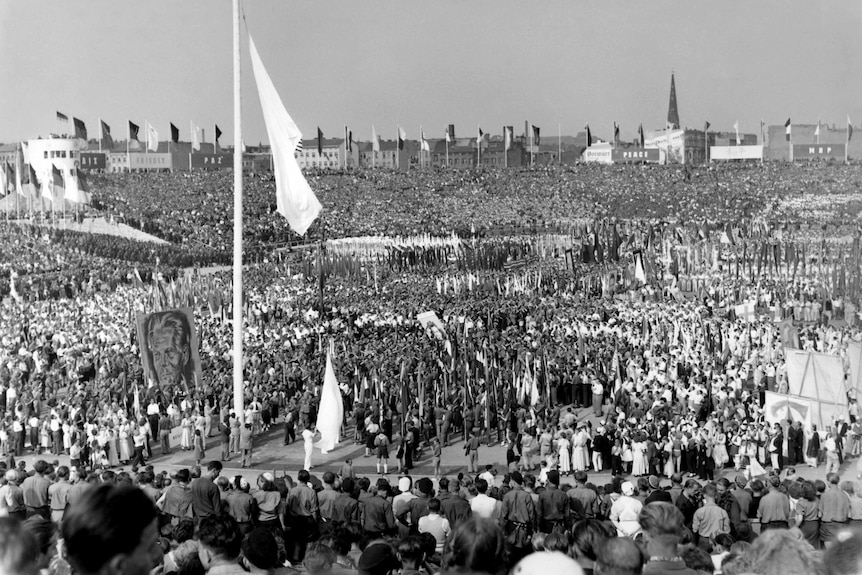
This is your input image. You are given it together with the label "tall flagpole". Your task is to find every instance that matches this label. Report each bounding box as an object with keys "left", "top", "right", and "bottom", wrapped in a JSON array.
[
  {"left": 232, "top": 0, "right": 245, "bottom": 423},
  {"left": 558, "top": 123, "right": 561, "bottom": 165}
]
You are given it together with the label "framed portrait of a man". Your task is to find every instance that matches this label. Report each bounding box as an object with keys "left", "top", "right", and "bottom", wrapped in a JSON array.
[{"left": 136, "top": 307, "right": 202, "bottom": 398}]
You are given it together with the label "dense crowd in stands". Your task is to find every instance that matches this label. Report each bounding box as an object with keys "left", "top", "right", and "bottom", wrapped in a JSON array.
[{"left": 2, "top": 163, "right": 862, "bottom": 573}]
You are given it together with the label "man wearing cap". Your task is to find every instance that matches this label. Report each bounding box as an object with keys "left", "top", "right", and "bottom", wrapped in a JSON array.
[
  {"left": 730, "top": 474, "right": 752, "bottom": 522},
  {"left": 362, "top": 479, "right": 396, "bottom": 538},
  {"left": 757, "top": 475, "right": 791, "bottom": 531},
  {"left": 644, "top": 475, "right": 672, "bottom": 505},
  {"left": 158, "top": 468, "right": 193, "bottom": 525},
  {"left": 21, "top": 459, "right": 51, "bottom": 519},
  {"left": 397, "top": 477, "right": 434, "bottom": 536},
  {"left": 224, "top": 477, "right": 255, "bottom": 536},
  {"left": 502, "top": 471, "right": 535, "bottom": 562},
  {"left": 537, "top": 470, "right": 574, "bottom": 533}
]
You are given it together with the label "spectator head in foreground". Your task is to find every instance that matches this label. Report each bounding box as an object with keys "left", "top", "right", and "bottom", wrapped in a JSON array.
[
  {"left": 61, "top": 484, "right": 161, "bottom": 575},
  {"left": 197, "top": 515, "right": 243, "bottom": 571},
  {"left": 594, "top": 537, "right": 644, "bottom": 575},
  {"left": 442, "top": 517, "right": 507, "bottom": 575},
  {"left": 512, "top": 551, "right": 585, "bottom": 575},
  {"left": 638, "top": 502, "right": 686, "bottom": 558},
  {"left": 820, "top": 530, "right": 862, "bottom": 575},
  {"left": 0, "top": 517, "right": 40, "bottom": 575},
  {"left": 744, "top": 528, "right": 820, "bottom": 575}
]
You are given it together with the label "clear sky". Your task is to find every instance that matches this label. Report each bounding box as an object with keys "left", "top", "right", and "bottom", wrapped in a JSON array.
[{"left": 1, "top": 0, "right": 861, "bottom": 145}]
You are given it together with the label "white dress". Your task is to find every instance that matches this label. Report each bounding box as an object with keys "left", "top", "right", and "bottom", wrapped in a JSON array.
[
  {"left": 557, "top": 436, "right": 572, "bottom": 474},
  {"left": 631, "top": 441, "right": 647, "bottom": 476},
  {"left": 572, "top": 430, "right": 588, "bottom": 471}
]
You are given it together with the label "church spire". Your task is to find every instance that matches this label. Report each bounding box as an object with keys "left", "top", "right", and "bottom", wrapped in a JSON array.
[{"left": 667, "top": 72, "right": 680, "bottom": 129}]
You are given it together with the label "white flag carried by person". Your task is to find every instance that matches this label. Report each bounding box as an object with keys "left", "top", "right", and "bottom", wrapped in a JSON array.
[
  {"left": 147, "top": 123, "right": 159, "bottom": 152},
  {"left": 249, "top": 34, "right": 322, "bottom": 236},
  {"left": 315, "top": 343, "right": 344, "bottom": 453}
]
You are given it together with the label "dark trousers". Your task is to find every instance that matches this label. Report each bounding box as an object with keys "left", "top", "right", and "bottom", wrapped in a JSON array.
[
  {"left": 26, "top": 506, "right": 50, "bottom": 520},
  {"left": 130, "top": 446, "right": 145, "bottom": 469}
]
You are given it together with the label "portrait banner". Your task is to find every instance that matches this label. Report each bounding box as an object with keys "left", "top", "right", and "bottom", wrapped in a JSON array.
[{"left": 136, "top": 307, "right": 202, "bottom": 400}]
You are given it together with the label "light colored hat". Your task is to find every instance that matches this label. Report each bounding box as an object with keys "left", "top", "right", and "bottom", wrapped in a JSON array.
[
  {"left": 398, "top": 477, "right": 412, "bottom": 493},
  {"left": 621, "top": 481, "right": 635, "bottom": 496}
]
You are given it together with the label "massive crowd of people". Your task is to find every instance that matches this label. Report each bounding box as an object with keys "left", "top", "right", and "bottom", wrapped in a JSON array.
[{"left": 2, "top": 162, "right": 862, "bottom": 574}]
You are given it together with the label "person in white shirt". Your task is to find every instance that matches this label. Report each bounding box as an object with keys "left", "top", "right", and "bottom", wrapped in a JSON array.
[
  {"left": 469, "top": 478, "right": 497, "bottom": 519},
  {"left": 417, "top": 498, "right": 451, "bottom": 554},
  {"left": 610, "top": 481, "right": 643, "bottom": 538},
  {"left": 479, "top": 466, "right": 496, "bottom": 487}
]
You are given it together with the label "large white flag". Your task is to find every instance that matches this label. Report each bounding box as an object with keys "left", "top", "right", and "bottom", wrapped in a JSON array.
[
  {"left": 315, "top": 344, "right": 344, "bottom": 453},
  {"left": 249, "top": 35, "right": 321, "bottom": 236},
  {"left": 371, "top": 125, "right": 380, "bottom": 152},
  {"left": 147, "top": 122, "right": 159, "bottom": 152},
  {"left": 191, "top": 122, "right": 203, "bottom": 151}
]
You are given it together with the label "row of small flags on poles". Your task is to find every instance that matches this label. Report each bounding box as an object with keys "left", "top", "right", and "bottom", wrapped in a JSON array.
[
  {"left": 56, "top": 112, "right": 226, "bottom": 152},
  {"left": 56, "top": 113, "right": 857, "bottom": 158},
  {"left": 0, "top": 148, "right": 89, "bottom": 204}
]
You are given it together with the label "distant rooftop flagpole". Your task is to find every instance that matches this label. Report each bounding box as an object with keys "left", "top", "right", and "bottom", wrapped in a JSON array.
[{"left": 232, "top": 0, "right": 245, "bottom": 423}]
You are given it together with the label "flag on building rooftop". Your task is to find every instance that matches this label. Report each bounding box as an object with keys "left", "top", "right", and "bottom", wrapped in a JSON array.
[
  {"left": 445, "top": 125, "right": 451, "bottom": 143},
  {"left": 638, "top": 124, "right": 645, "bottom": 147},
  {"left": 317, "top": 127, "right": 323, "bottom": 156},
  {"left": 170, "top": 123, "right": 179, "bottom": 144},
  {"left": 421, "top": 130, "right": 430, "bottom": 152},
  {"left": 129, "top": 121, "right": 140, "bottom": 141},
  {"left": 734, "top": 121, "right": 740, "bottom": 145},
  {"left": 504, "top": 126, "right": 513, "bottom": 150},
  {"left": 101, "top": 120, "right": 113, "bottom": 149},
  {"left": 785, "top": 118, "right": 791, "bottom": 141},
  {"left": 248, "top": 33, "right": 321, "bottom": 236},
  {"left": 586, "top": 125, "right": 592, "bottom": 147},
  {"left": 398, "top": 126, "right": 406, "bottom": 150},
  {"left": 372, "top": 125, "right": 380, "bottom": 152},
  {"left": 532, "top": 124, "right": 540, "bottom": 145},
  {"left": 73, "top": 118, "right": 87, "bottom": 140},
  {"left": 849, "top": 116, "right": 854, "bottom": 142},
  {"left": 56, "top": 111, "right": 68, "bottom": 123}
]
